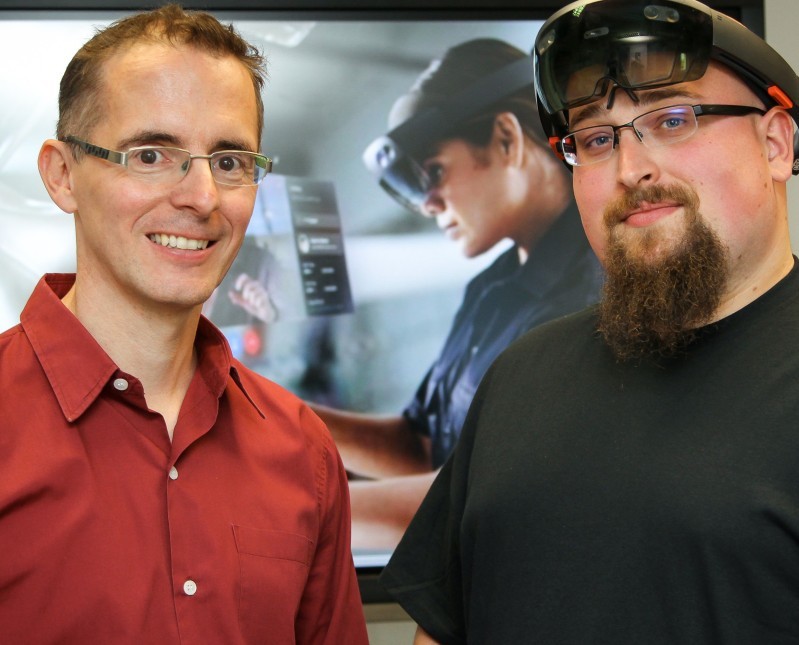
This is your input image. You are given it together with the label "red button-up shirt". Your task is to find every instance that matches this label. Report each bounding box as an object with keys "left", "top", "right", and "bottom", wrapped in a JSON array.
[{"left": 0, "top": 274, "right": 368, "bottom": 644}]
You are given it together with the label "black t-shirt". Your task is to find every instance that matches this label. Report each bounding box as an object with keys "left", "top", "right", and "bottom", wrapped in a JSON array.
[{"left": 383, "top": 261, "right": 799, "bottom": 644}]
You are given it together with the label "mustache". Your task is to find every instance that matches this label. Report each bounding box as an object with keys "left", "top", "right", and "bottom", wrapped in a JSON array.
[{"left": 603, "top": 183, "right": 700, "bottom": 227}]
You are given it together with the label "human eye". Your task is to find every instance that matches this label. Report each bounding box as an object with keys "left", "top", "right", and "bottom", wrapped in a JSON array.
[
  {"left": 213, "top": 151, "right": 249, "bottom": 178},
  {"left": 646, "top": 106, "right": 693, "bottom": 139},
  {"left": 574, "top": 127, "right": 614, "bottom": 158},
  {"left": 424, "top": 161, "right": 445, "bottom": 189},
  {"left": 127, "top": 147, "right": 177, "bottom": 173},
  {"left": 662, "top": 115, "right": 688, "bottom": 129}
]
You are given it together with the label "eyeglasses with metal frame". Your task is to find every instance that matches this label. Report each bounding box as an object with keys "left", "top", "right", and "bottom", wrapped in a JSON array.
[
  {"left": 555, "top": 104, "right": 767, "bottom": 167},
  {"left": 63, "top": 136, "right": 273, "bottom": 187}
]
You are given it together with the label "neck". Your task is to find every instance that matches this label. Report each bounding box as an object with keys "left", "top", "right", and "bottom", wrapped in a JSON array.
[
  {"left": 515, "top": 150, "right": 572, "bottom": 265},
  {"left": 62, "top": 279, "right": 201, "bottom": 439},
  {"left": 712, "top": 246, "right": 795, "bottom": 324}
]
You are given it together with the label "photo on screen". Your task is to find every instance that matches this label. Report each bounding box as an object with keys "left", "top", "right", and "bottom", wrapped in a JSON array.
[{"left": 0, "top": 11, "right": 547, "bottom": 578}]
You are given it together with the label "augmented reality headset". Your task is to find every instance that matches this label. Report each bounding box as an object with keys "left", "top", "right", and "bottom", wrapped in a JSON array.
[
  {"left": 363, "top": 57, "right": 535, "bottom": 213},
  {"left": 533, "top": 0, "right": 799, "bottom": 174}
]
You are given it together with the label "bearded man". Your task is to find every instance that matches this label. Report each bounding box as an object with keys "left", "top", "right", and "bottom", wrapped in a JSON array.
[{"left": 379, "top": 1, "right": 799, "bottom": 643}]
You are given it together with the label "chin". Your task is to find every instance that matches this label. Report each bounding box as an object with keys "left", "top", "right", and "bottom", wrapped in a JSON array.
[
  {"left": 147, "top": 284, "right": 214, "bottom": 311},
  {"left": 613, "top": 222, "right": 691, "bottom": 265},
  {"left": 460, "top": 239, "right": 488, "bottom": 259}
]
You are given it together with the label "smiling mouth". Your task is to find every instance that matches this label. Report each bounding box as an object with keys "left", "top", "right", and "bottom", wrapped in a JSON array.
[{"left": 148, "top": 233, "right": 210, "bottom": 250}]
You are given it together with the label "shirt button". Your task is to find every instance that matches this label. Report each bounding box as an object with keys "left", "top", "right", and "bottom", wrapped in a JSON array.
[
  {"left": 113, "top": 378, "right": 129, "bottom": 391},
  {"left": 168, "top": 466, "right": 179, "bottom": 480},
  {"left": 183, "top": 579, "right": 197, "bottom": 596}
]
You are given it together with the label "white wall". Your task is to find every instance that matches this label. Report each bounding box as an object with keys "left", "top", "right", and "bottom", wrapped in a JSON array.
[
  {"left": 765, "top": 0, "right": 799, "bottom": 250},
  {"left": 365, "top": 604, "right": 416, "bottom": 643}
]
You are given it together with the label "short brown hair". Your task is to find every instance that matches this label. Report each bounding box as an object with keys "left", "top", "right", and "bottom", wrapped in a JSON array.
[{"left": 57, "top": 4, "right": 266, "bottom": 144}]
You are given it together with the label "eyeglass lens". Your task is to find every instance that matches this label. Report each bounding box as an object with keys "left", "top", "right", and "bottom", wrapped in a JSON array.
[
  {"left": 127, "top": 147, "right": 268, "bottom": 186},
  {"left": 563, "top": 104, "right": 698, "bottom": 166}
]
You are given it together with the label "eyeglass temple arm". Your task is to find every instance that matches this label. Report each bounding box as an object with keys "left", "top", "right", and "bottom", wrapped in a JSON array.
[
  {"left": 65, "top": 136, "right": 272, "bottom": 176},
  {"left": 693, "top": 104, "right": 766, "bottom": 118},
  {"left": 64, "top": 136, "right": 127, "bottom": 165}
]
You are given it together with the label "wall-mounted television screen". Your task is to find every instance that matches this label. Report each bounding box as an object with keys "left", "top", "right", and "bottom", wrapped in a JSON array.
[{"left": 0, "top": 0, "right": 764, "bottom": 601}]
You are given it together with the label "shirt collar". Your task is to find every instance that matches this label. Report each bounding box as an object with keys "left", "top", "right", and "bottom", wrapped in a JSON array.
[
  {"left": 485, "top": 200, "right": 593, "bottom": 298},
  {"left": 21, "top": 274, "right": 260, "bottom": 422},
  {"left": 194, "top": 314, "right": 265, "bottom": 419}
]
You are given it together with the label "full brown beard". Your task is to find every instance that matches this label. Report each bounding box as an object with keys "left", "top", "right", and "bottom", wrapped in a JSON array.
[{"left": 597, "top": 184, "right": 729, "bottom": 363}]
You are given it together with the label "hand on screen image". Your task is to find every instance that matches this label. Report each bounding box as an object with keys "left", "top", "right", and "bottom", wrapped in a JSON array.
[{"left": 228, "top": 272, "right": 278, "bottom": 324}]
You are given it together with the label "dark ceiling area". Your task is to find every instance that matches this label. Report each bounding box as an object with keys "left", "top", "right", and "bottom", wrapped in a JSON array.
[{"left": 0, "top": 0, "right": 766, "bottom": 38}]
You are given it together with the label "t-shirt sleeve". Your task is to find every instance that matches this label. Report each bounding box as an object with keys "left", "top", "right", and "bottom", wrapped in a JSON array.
[
  {"left": 379, "top": 454, "right": 465, "bottom": 644},
  {"left": 380, "top": 368, "right": 491, "bottom": 645}
]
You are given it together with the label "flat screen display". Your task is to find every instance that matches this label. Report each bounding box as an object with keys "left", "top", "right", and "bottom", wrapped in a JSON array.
[
  {"left": 0, "top": 8, "right": 545, "bottom": 566},
  {"left": 0, "top": 2, "right": 763, "bottom": 599}
]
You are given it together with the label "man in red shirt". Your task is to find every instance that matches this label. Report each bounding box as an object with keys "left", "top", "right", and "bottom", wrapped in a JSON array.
[{"left": 0, "top": 5, "right": 368, "bottom": 643}]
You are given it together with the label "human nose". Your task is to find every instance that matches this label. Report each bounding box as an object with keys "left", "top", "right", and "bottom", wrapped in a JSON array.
[
  {"left": 171, "top": 155, "right": 221, "bottom": 215},
  {"left": 613, "top": 126, "right": 658, "bottom": 188},
  {"left": 421, "top": 191, "right": 445, "bottom": 217}
]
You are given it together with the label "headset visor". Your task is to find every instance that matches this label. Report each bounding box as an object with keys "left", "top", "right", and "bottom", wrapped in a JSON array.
[
  {"left": 535, "top": 0, "right": 713, "bottom": 114},
  {"left": 362, "top": 134, "right": 432, "bottom": 213},
  {"left": 363, "top": 57, "right": 535, "bottom": 213}
]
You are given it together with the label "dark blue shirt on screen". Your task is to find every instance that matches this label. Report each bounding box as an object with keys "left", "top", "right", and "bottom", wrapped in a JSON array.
[{"left": 403, "top": 202, "right": 603, "bottom": 468}]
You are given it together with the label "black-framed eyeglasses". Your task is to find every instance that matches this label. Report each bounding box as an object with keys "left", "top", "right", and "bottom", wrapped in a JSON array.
[
  {"left": 555, "top": 104, "right": 766, "bottom": 167},
  {"left": 63, "top": 136, "right": 273, "bottom": 187}
]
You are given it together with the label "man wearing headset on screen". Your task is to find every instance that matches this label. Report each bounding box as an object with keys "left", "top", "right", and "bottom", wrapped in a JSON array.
[
  {"left": 312, "top": 38, "right": 604, "bottom": 550},
  {"left": 381, "top": 0, "right": 799, "bottom": 642}
]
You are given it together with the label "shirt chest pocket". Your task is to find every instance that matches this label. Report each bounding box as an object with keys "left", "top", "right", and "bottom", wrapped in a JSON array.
[{"left": 233, "top": 524, "right": 314, "bottom": 643}]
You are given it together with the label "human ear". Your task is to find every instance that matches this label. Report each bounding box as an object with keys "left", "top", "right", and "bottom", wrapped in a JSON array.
[
  {"left": 492, "top": 112, "right": 525, "bottom": 167},
  {"left": 761, "top": 107, "right": 795, "bottom": 182},
  {"left": 38, "top": 139, "right": 79, "bottom": 214}
]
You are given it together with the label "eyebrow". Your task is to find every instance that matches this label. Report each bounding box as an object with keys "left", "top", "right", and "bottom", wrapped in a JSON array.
[
  {"left": 216, "top": 139, "right": 257, "bottom": 153},
  {"left": 116, "top": 131, "right": 257, "bottom": 153},
  {"left": 116, "top": 131, "right": 180, "bottom": 150},
  {"left": 568, "top": 87, "right": 704, "bottom": 130}
]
